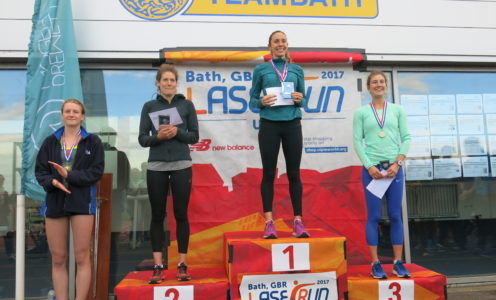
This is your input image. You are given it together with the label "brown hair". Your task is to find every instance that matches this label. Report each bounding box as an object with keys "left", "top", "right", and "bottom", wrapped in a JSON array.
[
  {"left": 366, "top": 70, "right": 387, "bottom": 87},
  {"left": 156, "top": 64, "right": 178, "bottom": 82},
  {"left": 61, "top": 99, "right": 85, "bottom": 115},
  {"left": 268, "top": 30, "right": 293, "bottom": 63}
]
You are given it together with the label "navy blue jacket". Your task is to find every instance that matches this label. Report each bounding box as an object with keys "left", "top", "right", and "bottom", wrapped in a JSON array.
[{"left": 35, "top": 127, "right": 105, "bottom": 217}]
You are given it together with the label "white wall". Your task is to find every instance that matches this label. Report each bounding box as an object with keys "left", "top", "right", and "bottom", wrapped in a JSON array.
[{"left": 2, "top": 0, "right": 496, "bottom": 62}]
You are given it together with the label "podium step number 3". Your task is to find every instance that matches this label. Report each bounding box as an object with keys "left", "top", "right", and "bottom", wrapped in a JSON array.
[
  {"left": 272, "top": 243, "right": 310, "bottom": 271},
  {"left": 379, "top": 280, "right": 414, "bottom": 300}
]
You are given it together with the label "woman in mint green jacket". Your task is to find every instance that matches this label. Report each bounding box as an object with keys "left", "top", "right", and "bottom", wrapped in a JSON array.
[{"left": 353, "top": 70, "right": 411, "bottom": 279}]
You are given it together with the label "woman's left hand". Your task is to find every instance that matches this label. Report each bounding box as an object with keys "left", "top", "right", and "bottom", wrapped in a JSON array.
[
  {"left": 386, "top": 163, "right": 400, "bottom": 178},
  {"left": 291, "top": 92, "right": 304, "bottom": 103},
  {"left": 48, "top": 161, "right": 68, "bottom": 178}
]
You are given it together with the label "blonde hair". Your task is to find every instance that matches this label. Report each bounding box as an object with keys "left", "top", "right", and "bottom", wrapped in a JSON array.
[
  {"left": 366, "top": 70, "right": 387, "bottom": 87},
  {"left": 61, "top": 99, "right": 85, "bottom": 115}
]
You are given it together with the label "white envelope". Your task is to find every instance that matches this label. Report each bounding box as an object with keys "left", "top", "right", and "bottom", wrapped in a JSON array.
[
  {"left": 265, "top": 87, "right": 294, "bottom": 106},
  {"left": 148, "top": 107, "right": 183, "bottom": 130},
  {"left": 366, "top": 170, "right": 394, "bottom": 199}
]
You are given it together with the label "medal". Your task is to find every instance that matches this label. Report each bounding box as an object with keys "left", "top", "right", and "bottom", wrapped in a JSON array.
[
  {"left": 370, "top": 101, "right": 387, "bottom": 138},
  {"left": 270, "top": 59, "right": 289, "bottom": 83},
  {"left": 62, "top": 129, "right": 81, "bottom": 167}
]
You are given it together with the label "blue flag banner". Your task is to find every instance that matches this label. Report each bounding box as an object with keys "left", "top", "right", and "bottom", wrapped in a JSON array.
[{"left": 22, "top": 0, "right": 83, "bottom": 201}]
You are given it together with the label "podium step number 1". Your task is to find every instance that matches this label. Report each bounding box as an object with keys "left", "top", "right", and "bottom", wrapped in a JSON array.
[{"left": 272, "top": 243, "right": 310, "bottom": 271}]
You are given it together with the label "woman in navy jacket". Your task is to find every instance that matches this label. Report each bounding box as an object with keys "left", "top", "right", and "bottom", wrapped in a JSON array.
[{"left": 36, "top": 99, "right": 104, "bottom": 300}]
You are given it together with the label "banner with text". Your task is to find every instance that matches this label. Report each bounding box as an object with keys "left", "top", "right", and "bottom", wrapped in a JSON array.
[{"left": 164, "top": 51, "right": 369, "bottom": 267}]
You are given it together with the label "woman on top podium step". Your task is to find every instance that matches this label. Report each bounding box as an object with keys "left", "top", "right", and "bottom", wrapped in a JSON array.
[{"left": 249, "top": 30, "right": 310, "bottom": 239}]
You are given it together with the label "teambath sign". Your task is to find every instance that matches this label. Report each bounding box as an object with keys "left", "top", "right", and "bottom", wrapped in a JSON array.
[
  {"left": 239, "top": 272, "right": 338, "bottom": 300},
  {"left": 118, "top": 0, "right": 378, "bottom": 20}
]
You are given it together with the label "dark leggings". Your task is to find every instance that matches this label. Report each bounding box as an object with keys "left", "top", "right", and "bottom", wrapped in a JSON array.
[
  {"left": 258, "top": 118, "right": 303, "bottom": 216},
  {"left": 147, "top": 167, "right": 192, "bottom": 253}
]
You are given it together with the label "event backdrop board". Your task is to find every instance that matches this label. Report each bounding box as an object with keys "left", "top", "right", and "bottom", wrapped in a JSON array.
[
  {"left": 225, "top": 230, "right": 347, "bottom": 300},
  {"left": 114, "top": 268, "right": 229, "bottom": 300},
  {"left": 163, "top": 51, "right": 370, "bottom": 268},
  {"left": 347, "top": 264, "right": 447, "bottom": 300}
]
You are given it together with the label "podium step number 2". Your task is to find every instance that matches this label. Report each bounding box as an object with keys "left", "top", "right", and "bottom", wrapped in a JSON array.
[
  {"left": 272, "top": 243, "right": 310, "bottom": 271},
  {"left": 154, "top": 286, "right": 194, "bottom": 300}
]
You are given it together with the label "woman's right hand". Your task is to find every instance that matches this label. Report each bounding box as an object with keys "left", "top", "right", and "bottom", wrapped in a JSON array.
[
  {"left": 262, "top": 94, "right": 277, "bottom": 106},
  {"left": 368, "top": 166, "right": 384, "bottom": 179},
  {"left": 52, "top": 178, "right": 71, "bottom": 194},
  {"left": 157, "top": 125, "right": 176, "bottom": 140}
]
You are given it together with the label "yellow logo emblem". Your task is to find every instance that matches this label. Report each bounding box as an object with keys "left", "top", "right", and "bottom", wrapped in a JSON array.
[{"left": 119, "top": 0, "right": 189, "bottom": 20}]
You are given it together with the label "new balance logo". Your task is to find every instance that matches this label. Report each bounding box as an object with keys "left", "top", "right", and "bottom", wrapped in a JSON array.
[{"left": 190, "top": 139, "right": 211, "bottom": 151}]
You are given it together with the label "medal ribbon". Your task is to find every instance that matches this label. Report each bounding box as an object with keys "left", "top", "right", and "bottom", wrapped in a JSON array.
[
  {"left": 370, "top": 101, "right": 387, "bottom": 129},
  {"left": 270, "top": 59, "right": 288, "bottom": 83},
  {"left": 62, "top": 129, "right": 81, "bottom": 162}
]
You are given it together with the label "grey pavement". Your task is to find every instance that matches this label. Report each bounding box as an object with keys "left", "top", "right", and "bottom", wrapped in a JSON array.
[{"left": 448, "top": 284, "right": 496, "bottom": 300}]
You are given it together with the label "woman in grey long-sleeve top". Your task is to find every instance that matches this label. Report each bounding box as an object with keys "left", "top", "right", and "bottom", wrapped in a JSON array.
[{"left": 138, "top": 64, "right": 199, "bottom": 283}]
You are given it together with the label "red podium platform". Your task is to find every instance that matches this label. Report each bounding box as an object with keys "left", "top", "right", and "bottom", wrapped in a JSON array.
[
  {"left": 347, "top": 264, "right": 447, "bottom": 300},
  {"left": 225, "top": 230, "right": 347, "bottom": 300},
  {"left": 114, "top": 267, "right": 229, "bottom": 300}
]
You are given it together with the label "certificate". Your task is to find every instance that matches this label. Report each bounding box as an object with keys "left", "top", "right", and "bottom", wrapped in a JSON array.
[
  {"left": 405, "top": 159, "right": 433, "bottom": 181},
  {"left": 265, "top": 87, "right": 294, "bottom": 106},
  {"left": 409, "top": 136, "right": 431, "bottom": 157},
  {"left": 429, "top": 115, "right": 457, "bottom": 135},
  {"left": 400, "top": 94, "right": 428, "bottom": 115},
  {"left": 459, "top": 135, "right": 487, "bottom": 155},
  {"left": 148, "top": 107, "right": 183, "bottom": 130},
  {"left": 457, "top": 115, "right": 485, "bottom": 135},
  {"left": 462, "top": 156, "right": 489, "bottom": 177},
  {"left": 485, "top": 114, "right": 496, "bottom": 134},
  {"left": 408, "top": 116, "right": 430, "bottom": 136},
  {"left": 434, "top": 158, "right": 461, "bottom": 179},
  {"left": 456, "top": 94, "right": 483, "bottom": 114},
  {"left": 366, "top": 170, "right": 394, "bottom": 199},
  {"left": 486, "top": 135, "right": 496, "bottom": 155},
  {"left": 490, "top": 157, "right": 496, "bottom": 177},
  {"left": 483, "top": 94, "right": 496, "bottom": 113},
  {"left": 429, "top": 94, "right": 455, "bottom": 115},
  {"left": 430, "top": 136, "right": 458, "bottom": 156}
]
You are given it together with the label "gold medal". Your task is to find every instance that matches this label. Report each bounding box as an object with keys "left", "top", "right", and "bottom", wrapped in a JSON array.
[
  {"left": 64, "top": 165, "right": 72, "bottom": 171},
  {"left": 379, "top": 131, "right": 386, "bottom": 138}
]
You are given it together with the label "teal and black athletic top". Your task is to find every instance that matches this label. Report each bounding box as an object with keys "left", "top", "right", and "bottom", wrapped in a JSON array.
[
  {"left": 353, "top": 103, "right": 411, "bottom": 169},
  {"left": 249, "top": 58, "right": 306, "bottom": 121}
]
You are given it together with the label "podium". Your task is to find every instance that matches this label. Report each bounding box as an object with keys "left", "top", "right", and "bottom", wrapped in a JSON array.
[
  {"left": 347, "top": 264, "right": 447, "bottom": 300},
  {"left": 114, "top": 227, "right": 447, "bottom": 300},
  {"left": 225, "top": 230, "right": 347, "bottom": 300}
]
